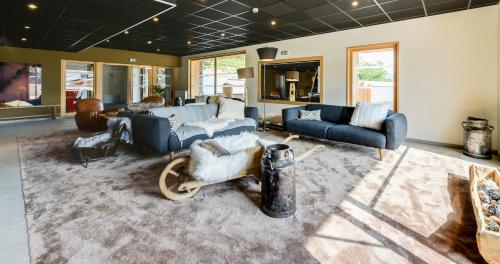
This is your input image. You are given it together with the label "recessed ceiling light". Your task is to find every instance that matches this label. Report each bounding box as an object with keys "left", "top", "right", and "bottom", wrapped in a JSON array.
[
  {"left": 252, "top": 8, "right": 259, "bottom": 14},
  {"left": 352, "top": 1, "right": 359, "bottom": 7},
  {"left": 27, "top": 3, "right": 38, "bottom": 10},
  {"left": 153, "top": 17, "right": 159, "bottom": 22},
  {"left": 21, "top": 37, "right": 27, "bottom": 42},
  {"left": 124, "top": 30, "right": 129, "bottom": 35},
  {"left": 105, "top": 39, "right": 110, "bottom": 43},
  {"left": 187, "top": 41, "right": 191, "bottom": 45},
  {"left": 270, "top": 20, "right": 277, "bottom": 26},
  {"left": 156, "top": 48, "right": 160, "bottom": 52},
  {"left": 220, "top": 33, "right": 226, "bottom": 37},
  {"left": 24, "top": 25, "right": 31, "bottom": 29},
  {"left": 147, "top": 41, "right": 152, "bottom": 44}
]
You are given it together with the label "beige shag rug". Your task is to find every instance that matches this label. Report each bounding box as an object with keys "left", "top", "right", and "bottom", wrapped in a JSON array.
[{"left": 18, "top": 130, "right": 485, "bottom": 263}]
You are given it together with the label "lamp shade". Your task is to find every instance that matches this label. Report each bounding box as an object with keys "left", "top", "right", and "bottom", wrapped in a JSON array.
[
  {"left": 257, "top": 47, "right": 278, "bottom": 61},
  {"left": 285, "top": 71, "right": 300, "bottom": 82},
  {"left": 237, "top": 67, "right": 254, "bottom": 79}
]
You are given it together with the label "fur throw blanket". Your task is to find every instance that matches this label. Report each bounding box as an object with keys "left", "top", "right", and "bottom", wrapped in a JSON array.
[
  {"left": 188, "top": 132, "right": 275, "bottom": 182},
  {"left": 184, "top": 117, "right": 235, "bottom": 137}
]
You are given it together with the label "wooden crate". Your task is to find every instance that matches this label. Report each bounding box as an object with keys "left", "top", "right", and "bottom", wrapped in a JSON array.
[{"left": 469, "top": 165, "right": 500, "bottom": 264}]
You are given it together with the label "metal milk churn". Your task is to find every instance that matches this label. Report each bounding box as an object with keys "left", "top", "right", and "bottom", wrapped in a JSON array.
[
  {"left": 462, "top": 116, "right": 494, "bottom": 159},
  {"left": 261, "top": 144, "right": 296, "bottom": 218}
]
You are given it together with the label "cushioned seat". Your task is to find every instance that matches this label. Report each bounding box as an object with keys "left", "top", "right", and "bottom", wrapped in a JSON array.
[
  {"left": 285, "top": 120, "right": 337, "bottom": 139},
  {"left": 327, "top": 125, "right": 386, "bottom": 149}
]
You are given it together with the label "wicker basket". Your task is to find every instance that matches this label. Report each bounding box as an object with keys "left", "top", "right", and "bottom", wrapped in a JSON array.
[
  {"left": 69, "top": 124, "right": 125, "bottom": 167},
  {"left": 469, "top": 165, "right": 500, "bottom": 264}
]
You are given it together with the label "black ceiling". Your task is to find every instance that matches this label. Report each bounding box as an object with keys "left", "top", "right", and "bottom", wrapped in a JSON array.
[{"left": 1, "top": 0, "right": 498, "bottom": 56}]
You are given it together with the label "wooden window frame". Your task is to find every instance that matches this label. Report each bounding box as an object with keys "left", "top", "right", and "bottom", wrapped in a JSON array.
[
  {"left": 187, "top": 50, "right": 246, "bottom": 98},
  {"left": 347, "top": 42, "right": 399, "bottom": 112},
  {"left": 258, "top": 56, "right": 324, "bottom": 105}
]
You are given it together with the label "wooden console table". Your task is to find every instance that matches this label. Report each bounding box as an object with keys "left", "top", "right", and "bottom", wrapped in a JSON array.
[{"left": 0, "top": 105, "right": 60, "bottom": 121}]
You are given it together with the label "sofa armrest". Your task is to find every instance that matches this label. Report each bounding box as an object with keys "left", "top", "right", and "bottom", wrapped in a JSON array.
[
  {"left": 132, "top": 114, "right": 172, "bottom": 154},
  {"left": 383, "top": 113, "right": 408, "bottom": 150},
  {"left": 244, "top": 107, "right": 258, "bottom": 124},
  {"left": 282, "top": 106, "right": 304, "bottom": 130}
]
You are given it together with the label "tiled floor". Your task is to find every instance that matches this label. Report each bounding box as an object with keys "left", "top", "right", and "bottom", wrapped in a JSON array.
[
  {"left": 0, "top": 117, "right": 75, "bottom": 264},
  {"left": 0, "top": 117, "right": 499, "bottom": 264}
]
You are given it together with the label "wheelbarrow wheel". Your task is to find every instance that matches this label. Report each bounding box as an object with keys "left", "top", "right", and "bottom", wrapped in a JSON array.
[{"left": 159, "top": 156, "right": 201, "bottom": 201}]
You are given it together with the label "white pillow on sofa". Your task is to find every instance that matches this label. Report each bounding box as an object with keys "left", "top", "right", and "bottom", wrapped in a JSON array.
[
  {"left": 217, "top": 97, "right": 245, "bottom": 119},
  {"left": 349, "top": 102, "right": 390, "bottom": 131}
]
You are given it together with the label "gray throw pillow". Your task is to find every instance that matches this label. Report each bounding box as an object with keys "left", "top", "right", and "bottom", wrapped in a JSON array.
[
  {"left": 168, "top": 114, "right": 182, "bottom": 132},
  {"left": 299, "top": 110, "right": 321, "bottom": 121}
]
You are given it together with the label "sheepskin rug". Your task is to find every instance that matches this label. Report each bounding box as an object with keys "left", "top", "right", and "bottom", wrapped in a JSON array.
[
  {"left": 188, "top": 132, "right": 274, "bottom": 182},
  {"left": 17, "top": 130, "right": 488, "bottom": 263}
]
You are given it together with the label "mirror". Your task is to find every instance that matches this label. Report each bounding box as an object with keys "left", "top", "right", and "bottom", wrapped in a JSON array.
[{"left": 259, "top": 57, "right": 322, "bottom": 104}]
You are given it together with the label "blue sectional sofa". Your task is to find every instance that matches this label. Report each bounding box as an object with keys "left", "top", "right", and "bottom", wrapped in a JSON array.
[
  {"left": 118, "top": 104, "right": 258, "bottom": 156},
  {"left": 282, "top": 104, "right": 407, "bottom": 160}
]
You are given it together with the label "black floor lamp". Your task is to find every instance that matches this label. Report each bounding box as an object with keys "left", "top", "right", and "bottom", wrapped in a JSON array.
[{"left": 256, "top": 47, "right": 278, "bottom": 131}]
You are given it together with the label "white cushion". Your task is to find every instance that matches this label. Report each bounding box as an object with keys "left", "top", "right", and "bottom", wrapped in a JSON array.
[
  {"left": 349, "top": 102, "right": 390, "bottom": 131},
  {"left": 217, "top": 98, "right": 245, "bottom": 119}
]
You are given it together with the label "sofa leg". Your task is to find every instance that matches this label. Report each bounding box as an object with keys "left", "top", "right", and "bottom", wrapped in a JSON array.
[
  {"left": 169, "top": 151, "right": 175, "bottom": 161},
  {"left": 378, "top": 149, "right": 385, "bottom": 161}
]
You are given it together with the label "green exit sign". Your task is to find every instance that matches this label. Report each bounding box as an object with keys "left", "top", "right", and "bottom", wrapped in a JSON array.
[{"left": 280, "top": 50, "right": 289, "bottom": 56}]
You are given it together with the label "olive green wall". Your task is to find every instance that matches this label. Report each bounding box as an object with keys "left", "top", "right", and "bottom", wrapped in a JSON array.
[{"left": 0, "top": 46, "right": 180, "bottom": 118}]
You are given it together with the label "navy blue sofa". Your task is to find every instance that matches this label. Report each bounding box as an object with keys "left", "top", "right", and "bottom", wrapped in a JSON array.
[
  {"left": 282, "top": 104, "right": 407, "bottom": 160},
  {"left": 118, "top": 104, "right": 258, "bottom": 156}
]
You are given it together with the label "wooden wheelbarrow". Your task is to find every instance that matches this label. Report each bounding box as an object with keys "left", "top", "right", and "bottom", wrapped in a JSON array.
[{"left": 159, "top": 135, "right": 325, "bottom": 201}]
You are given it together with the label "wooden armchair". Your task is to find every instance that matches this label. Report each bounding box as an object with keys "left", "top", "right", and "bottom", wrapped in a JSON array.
[{"left": 75, "top": 99, "right": 124, "bottom": 131}]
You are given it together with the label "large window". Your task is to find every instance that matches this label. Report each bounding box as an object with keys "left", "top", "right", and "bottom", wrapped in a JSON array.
[
  {"left": 189, "top": 52, "right": 246, "bottom": 101},
  {"left": 156, "top": 67, "right": 174, "bottom": 104},
  {"left": 64, "top": 62, "right": 95, "bottom": 113},
  {"left": 348, "top": 43, "right": 398, "bottom": 111}
]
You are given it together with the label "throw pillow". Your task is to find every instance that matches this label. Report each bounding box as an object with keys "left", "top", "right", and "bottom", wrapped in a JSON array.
[
  {"left": 208, "top": 95, "right": 223, "bottom": 105},
  {"left": 195, "top": 95, "right": 209, "bottom": 104},
  {"left": 217, "top": 97, "right": 245, "bottom": 119},
  {"left": 349, "top": 102, "right": 390, "bottom": 130},
  {"left": 168, "top": 114, "right": 182, "bottom": 132},
  {"left": 299, "top": 110, "right": 321, "bottom": 121}
]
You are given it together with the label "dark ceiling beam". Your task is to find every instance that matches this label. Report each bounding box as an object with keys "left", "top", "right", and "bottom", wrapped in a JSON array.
[
  {"left": 420, "top": 0, "right": 428, "bottom": 16},
  {"left": 37, "top": 0, "right": 74, "bottom": 48},
  {"left": 325, "top": 0, "right": 364, "bottom": 27},
  {"left": 372, "top": 0, "right": 393, "bottom": 22}
]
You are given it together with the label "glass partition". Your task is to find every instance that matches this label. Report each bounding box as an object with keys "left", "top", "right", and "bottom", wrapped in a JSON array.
[
  {"left": 259, "top": 58, "right": 322, "bottom": 104},
  {"left": 64, "top": 62, "right": 94, "bottom": 113}
]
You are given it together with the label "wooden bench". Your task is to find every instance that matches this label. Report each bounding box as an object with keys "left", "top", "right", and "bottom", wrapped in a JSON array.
[{"left": 0, "top": 105, "right": 60, "bottom": 121}]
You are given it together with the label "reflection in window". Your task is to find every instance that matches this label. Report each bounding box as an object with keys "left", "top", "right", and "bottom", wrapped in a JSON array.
[
  {"left": 260, "top": 60, "right": 321, "bottom": 103},
  {"left": 65, "top": 62, "right": 94, "bottom": 113},
  {"left": 349, "top": 43, "right": 398, "bottom": 110}
]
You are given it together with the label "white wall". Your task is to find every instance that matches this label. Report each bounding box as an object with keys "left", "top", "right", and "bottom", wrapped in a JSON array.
[{"left": 179, "top": 6, "right": 499, "bottom": 147}]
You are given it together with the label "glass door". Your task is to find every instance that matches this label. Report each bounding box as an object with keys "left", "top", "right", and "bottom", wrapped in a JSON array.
[
  {"left": 156, "top": 67, "right": 174, "bottom": 105},
  {"left": 131, "top": 66, "right": 151, "bottom": 103},
  {"left": 64, "top": 62, "right": 94, "bottom": 113},
  {"left": 102, "top": 64, "right": 128, "bottom": 109}
]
